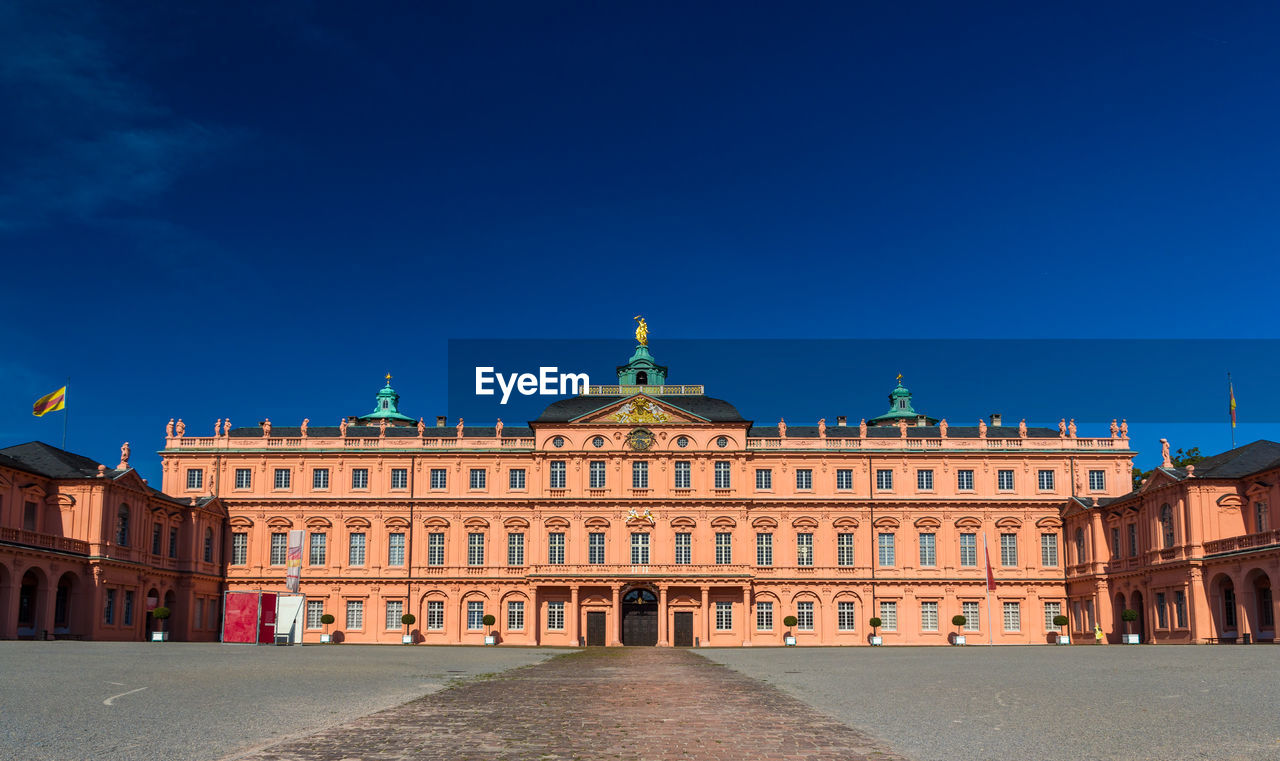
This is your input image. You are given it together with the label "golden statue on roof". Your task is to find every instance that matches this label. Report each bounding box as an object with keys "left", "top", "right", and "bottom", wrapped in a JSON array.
[{"left": 633, "top": 315, "right": 649, "bottom": 346}]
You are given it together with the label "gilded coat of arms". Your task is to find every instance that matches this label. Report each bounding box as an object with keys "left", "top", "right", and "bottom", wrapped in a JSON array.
[{"left": 614, "top": 398, "right": 669, "bottom": 424}]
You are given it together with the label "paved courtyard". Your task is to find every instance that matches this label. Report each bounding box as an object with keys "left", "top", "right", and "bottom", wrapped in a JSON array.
[{"left": 702, "top": 645, "right": 1280, "bottom": 761}]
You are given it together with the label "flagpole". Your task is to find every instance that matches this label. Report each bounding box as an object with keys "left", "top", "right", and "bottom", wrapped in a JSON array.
[{"left": 62, "top": 378, "right": 69, "bottom": 450}]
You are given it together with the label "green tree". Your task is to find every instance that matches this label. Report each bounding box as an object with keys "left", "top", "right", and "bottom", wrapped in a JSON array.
[{"left": 1132, "top": 446, "right": 1207, "bottom": 488}]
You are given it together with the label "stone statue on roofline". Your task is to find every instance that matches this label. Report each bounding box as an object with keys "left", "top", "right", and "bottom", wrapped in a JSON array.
[
  {"left": 1068, "top": 419, "right": 1077, "bottom": 438},
  {"left": 379, "top": 418, "right": 388, "bottom": 437},
  {"left": 340, "top": 418, "right": 348, "bottom": 437},
  {"left": 301, "top": 418, "right": 309, "bottom": 438},
  {"left": 495, "top": 418, "right": 504, "bottom": 438},
  {"left": 978, "top": 419, "right": 987, "bottom": 438},
  {"left": 215, "top": 419, "right": 222, "bottom": 437},
  {"left": 898, "top": 418, "right": 908, "bottom": 438},
  {"left": 1161, "top": 438, "right": 1172, "bottom": 468},
  {"left": 818, "top": 418, "right": 826, "bottom": 438},
  {"left": 166, "top": 419, "right": 175, "bottom": 438},
  {"left": 859, "top": 418, "right": 867, "bottom": 438},
  {"left": 939, "top": 419, "right": 947, "bottom": 438},
  {"left": 262, "top": 418, "right": 271, "bottom": 438},
  {"left": 176, "top": 419, "right": 186, "bottom": 437},
  {"left": 1019, "top": 419, "right": 1027, "bottom": 437},
  {"left": 223, "top": 418, "right": 230, "bottom": 436},
  {"left": 1110, "top": 419, "right": 1119, "bottom": 438},
  {"left": 418, "top": 417, "right": 426, "bottom": 437},
  {"left": 119, "top": 442, "right": 130, "bottom": 470},
  {"left": 1120, "top": 419, "right": 1128, "bottom": 439},
  {"left": 457, "top": 418, "right": 465, "bottom": 438},
  {"left": 778, "top": 418, "right": 787, "bottom": 438},
  {"left": 1058, "top": 419, "right": 1067, "bottom": 438}
]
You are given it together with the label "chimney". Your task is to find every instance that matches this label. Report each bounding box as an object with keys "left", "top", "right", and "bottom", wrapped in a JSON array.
[
  {"left": 990, "top": 413, "right": 1002, "bottom": 427},
  {"left": 836, "top": 416, "right": 847, "bottom": 427},
  {"left": 436, "top": 416, "right": 447, "bottom": 427},
  {"left": 916, "top": 415, "right": 927, "bottom": 426}
]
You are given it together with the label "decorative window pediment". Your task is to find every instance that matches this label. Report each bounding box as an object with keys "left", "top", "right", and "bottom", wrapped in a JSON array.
[
  {"left": 711, "top": 515, "right": 737, "bottom": 529},
  {"left": 751, "top": 516, "right": 779, "bottom": 529}
]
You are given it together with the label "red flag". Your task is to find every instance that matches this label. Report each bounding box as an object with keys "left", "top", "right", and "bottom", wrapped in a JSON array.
[
  {"left": 1229, "top": 380, "right": 1237, "bottom": 428},
  {"left": 984, "top": 537, "right": 996, "bottom": 592}
]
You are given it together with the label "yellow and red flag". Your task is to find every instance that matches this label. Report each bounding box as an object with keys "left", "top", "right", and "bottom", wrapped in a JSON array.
[
  {"left": 1229, "top": 381, "right": 1237, "bottom": 428},
  {"left": 32, "top": 386, "right": 66, "bottom": 417}
]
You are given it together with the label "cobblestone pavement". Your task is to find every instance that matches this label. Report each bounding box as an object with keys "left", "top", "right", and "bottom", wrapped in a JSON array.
[{"left": 245, "top": 648, "right": 911, "bottom": 761}]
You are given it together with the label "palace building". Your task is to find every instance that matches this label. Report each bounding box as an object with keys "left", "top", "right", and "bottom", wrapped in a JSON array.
[{"left": 151, "top": 340, "right": 1143, "bottom": 647}]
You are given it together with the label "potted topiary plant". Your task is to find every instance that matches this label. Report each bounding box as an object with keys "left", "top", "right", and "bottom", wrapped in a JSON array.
[
  {"left": 401, "top": 613, "right": 416, "bottom": 644},
  {"left": 319, "top": 613, "right": 335, "bottom": 643},
  {"left": 151, "top": 607, "right": 171, "bottom": 642},
  {"left": 783, "top": 615, "right": 798, "bottom": 646},
  {"left": 869, "top": 617, "right": 883, "bottom": 646},
  {"left": 482, "top": 614, "right": 497, "bottom": 645},
  {"left": 1053, "top": 614, "right": 1071, "bottom": 644},
  {"left": 1121, "top": 608, "right": 1139, "bottom": 644},
  {"left": 951, "top": 614, "right": 967, "bottom": 645}
]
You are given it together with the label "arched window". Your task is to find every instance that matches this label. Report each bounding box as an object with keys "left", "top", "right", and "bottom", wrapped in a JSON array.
[
  {"left": 204, "top": 528, "right": 215, "bottom": 562},
  {"left": 1074, "top": 528, "right": 1086, "bottom": 564},
  {"left": 116, "top": 505, "right": 130, "bottom": 546},
  {"left": 1160, "top": 504, "right": 1174, "bottom": 549}
]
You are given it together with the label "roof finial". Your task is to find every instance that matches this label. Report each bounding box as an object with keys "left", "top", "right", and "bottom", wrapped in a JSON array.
[
  {"left": 896, "top": 372, "right": 903, "bottom": 385},
  {"left": 385, "top": 372, "right": 392, "bottom": 385},
  {"left": 633, "top": 315, "right": 648, "bottom": 346}
]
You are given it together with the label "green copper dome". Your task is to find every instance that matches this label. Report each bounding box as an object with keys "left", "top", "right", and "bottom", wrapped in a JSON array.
[
  {"left": 868, "top": 376, "right": 938, "bottom": 426},
  {"left": 358, "top": 375, "right": 416, "bottom": 424}
]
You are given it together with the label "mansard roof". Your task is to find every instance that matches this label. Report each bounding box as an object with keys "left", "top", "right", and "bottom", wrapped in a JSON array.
[
  {"left": 534, "top": 395, "right": 746, "bottom": 423},
  {"left": 1172, "top": 439, "right": 1280, "bottom": 479},
  {"left": 0, "top": 441, "right": 117, "bottom": 479}
]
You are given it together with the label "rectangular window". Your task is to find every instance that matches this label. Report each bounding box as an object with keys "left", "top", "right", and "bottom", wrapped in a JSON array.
[
  {"left": 1156, "top": 592, "right": 1169, "bottom": 628},
  {"left": 876, "top": 469, "right": 893, "bottom": 490},
  {"left": 313, "top": 468, "right": 329, "bottom": 490},
  {"left": 1041, "top": 534, "right": 1059, "bottom": 567},
  {"left": 921, "top": 601, "right": 938, "bottom": 631},
  {"left": 186, "top": 469, "right": 203, "bottom": 490},
  {"left": 309, "top": 532, "right": 327, "bottom": 566},
  {"left": 917, "top": 469, "right": 934, "bottom": 490},
  {"left": 467, "top": 601, "right": 484, "bottom": 630},
  {"left": 714, "top": 461, "right": 730, "bottom": 489},
  {"left": 756, "top": 533, "right": 773, "bottom": 566},
  {"left": 715, "top": 601, "right": 733, "bottom": 631},
  {"left": 1000, "top": 533, "right": 1018, "bottom": 567},
  {"left": 23, "top": 501, "right": 36, "bottom": 532},
  {"left": 1003, "top": 601, "right": 1021, "bottom": 632},
  {"left": 755, "top": 468, "right": 772, "bottom": 490},
  {"left": 837, "top": 533, "right": 855, "bottom": 566},
  {"left": 589, "top": 532, "right": 605, "bottom": 564},
  {"left": 963, "top": 601, "right": 980, "bottom": 631},
  {"left": 346, "top": 600, "right": 364, "bottom": 630},
  {"left": 169, "top": 526, "right": 179, "bottom": 559},
  {"left": 1038, "top": 469, "right": 1055, "bottom": 490},
  {"left": 430, "top": 468, "right": 446, "bottom": 489},
  {"left": 796, "top": 533, "right": 813, "bottom": 566},
  {"left": 469, "top": 468, "right": 486, "bottom": 489},
  {"left": 589, "top": 461, "right": 605, "bottom": 489},
  {"left": 509, "top": 468, "right": 526, "bottom": 490},
  {"left": 351, "top": 468, "right": 369, "bottom": 489},
  {"left": 997, "top": 469, "right": 1014, "bottom": 490},
  {"left": 960, "top": 533, "right": 977, "bottom": 567},
  {"left": 1043, "top": 601, "right": 1062, "bottom": 631},
  {"left": 427, "top": 600, "right": 444, "bottom": 630},
  {"left": 797, "top": 601, "right": 814, "bottom": 631},
  {"left": 270, "top": 532, "right": 287, "bottom": 565},
  {"left": 508, "top": 600, "right": 525, "bottom": 630},
  {"left": 919, "top": 533, "right": 936, "bottom": 567},
  {"left": 306, "top": 600, "right": 324, "bottom": 629},
  {"left": 631, "top": 533, "right": 650, "bottom": 565},
  {"left": 124, "top": 591, "right": 135, "bottom": 626},
  {"left": 391, "top": 468, "right": 408, "bottom": 489},
  {"left": 151, "top": 523, "right": 162, "bottom": 555},
  {"left": 674, "top": 461, "right": 690, "bottom": 489},
  {"left": 104, "top": 589, "right": 116, "bottom": 624},
  {"left": 632, "top": 461, "right": 648, "bottom": 488},
  {"left": 548, "top": 532, "right": 565, "bottom": 564},
  {"left": 231, "top": 533, "right": 247, "bottom": 565},
  {"left": 836, "top": 469, "right": 853, "bottom": 490},
  {"left": 1111, "top": 527, "right": 1121, "bottom": 559},
  {"left": 348, "top": 533, "right": 366, "bottom": 566},
  {"left": 235, "top": 468, "right": 252, "bottom": 489},
  {"left": 1088, "top": 470, "right": 1105, "bottom": 491},
  {"left": 386, "top": 600, "right": 403, "bottom": 630},
  {"left": 427, "top": 533, "right": 444, "bottom": 565},
  {"left": 388, "top": 532, "right": 405, "bottom": 566},
  {"left": 715, "top": 532, "right": 732, "bottom": 564},
  {"left": 508, "top": 533, "right": 525, "bottom": 566},
  {"left": 547, "top": 601, "right": 565, "bottom": 630},
  {"left": 468, "top": 533, "right": 485, "bottom": 566},
  {"left": 756, "top": 600, "right": 773, "bottom": 631},
  {"left": 838, "top": 601, "right": 857, "bottom": 631},
  {"left": 1128, "top": 524, "right": 1138, "bottom": 557},
  {"left": 957, "top": 469, "right": 974, "bottom": 490},
  {"left": 549, "top": 461, "right": 566, "bottom": 489},
  {"left": 274, "top": 468, "right": 291, "bottom": 490},
  {"left": 878, "top": 533, "right": 895, "bottom": 567},
  {"left": 674, "top": 532, "right": 691, "bottom": 564},
  {"left": 796, "top": 469, "right": 813, "bottom": 490},
  {"left": 1174, "top": 591, "right": 1188, "bottom": 627},
  {"left": 879, "top": 601, "right": 897, "bottom": 632}
]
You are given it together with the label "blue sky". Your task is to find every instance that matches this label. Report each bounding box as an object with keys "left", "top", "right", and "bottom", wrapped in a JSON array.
[{"left": 1, "top": 1, "right": 1278, "bottom": 483}]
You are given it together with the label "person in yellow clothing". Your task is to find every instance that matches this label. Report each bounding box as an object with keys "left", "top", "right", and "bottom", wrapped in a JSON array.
[{"left": 1094, "top": 624, "right": 1105, "bottom": 644}]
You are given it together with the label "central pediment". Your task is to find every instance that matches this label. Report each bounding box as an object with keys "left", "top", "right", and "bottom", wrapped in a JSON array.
[{"left": 571, "top": 395, "right": 707, "bottom": 425}]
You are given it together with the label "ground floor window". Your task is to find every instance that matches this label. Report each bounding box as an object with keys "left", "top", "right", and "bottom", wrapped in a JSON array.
[
  {"left": 879, "top": 601, "right": 897, "bottom": 632},
  {"left": 1261, "top": 587, "right": 1275, "bottom": 627},
  {"left": 307, "top": 600, "right": 324, "bottom": 629},
  {"left": 467, "top": 601, "right": 484, "bottom": 630},
  {"left": 837, "top": 601, "right": 856, "bottom": 631},
  {"left": 756, "top": 601, "right": 773, "bottom": 631},
  {"left": 548, "top": 601, "right": 565, "bottom": 630},
  {"left": 1155, "top": 593, "right": 1169, "bottom": 628},
  {"left": 1043, "top": 601, "right": 1061, "bottom": 631},
  {"left": 920, "top": 601, "right": 938, "bottom": 631},
  {"left": 797, "top": 601, "right": 814, "bottom": 631},
  {"left": 508, "top": 601, "right": 525, "bottom": 630},
  {"left": 1003, "top": 601, "right": 1020, "bottom": 632},
  {"left": 123, "top": 591, "right": 135, "bottom": 626},
  {"left": 427, "top": 600, "right": 444, "bottom": 630},
  {"left": 1174, "top": 591, "right": 1188, "bottom": 628},
  {"left": 715, "top": 601, "right": 732, "bottom": 631},
  {"left": 386, "top": 600, "right": 403, "bottom": 630},
  {"left": 346, "top": 600, "right": 363, "bottom": 630},
  {"left": 104, "top": 589, "right": 115, "bottom": 624},
  {"left": 962, "top": 601, "right": 980, "bottom": 631}
]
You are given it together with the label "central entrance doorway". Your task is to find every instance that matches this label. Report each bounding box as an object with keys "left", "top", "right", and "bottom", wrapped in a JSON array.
[{"left": 622, "top": 588, "right": 658, "bottom": 646}]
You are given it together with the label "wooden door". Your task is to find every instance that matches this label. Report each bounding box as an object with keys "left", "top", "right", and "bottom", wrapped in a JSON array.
[
  {"left": 586, "top": 611, "right": 606, "bottom": 646},
  {"left": 673, "top": 611, "right": 693, "bottom": 647}
]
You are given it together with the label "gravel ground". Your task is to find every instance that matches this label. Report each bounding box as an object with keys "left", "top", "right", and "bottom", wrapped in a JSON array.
[
  {"left": 700, "top": 645, "right": 1280, "bottom": 761},
  {"left": 0, "top": 642, "right": 564, "bottom": 761}
]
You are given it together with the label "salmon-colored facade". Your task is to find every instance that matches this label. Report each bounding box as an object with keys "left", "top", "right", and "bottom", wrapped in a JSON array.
[
  {"left": 156, "top": 343, "right": 1139, "bottom": 646},
  {"left": 0, "top": 442, "right": 226, "bottom": 642}
]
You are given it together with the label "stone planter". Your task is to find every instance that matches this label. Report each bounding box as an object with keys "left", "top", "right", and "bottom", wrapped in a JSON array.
[
  {"left": 784, "top": 635, "right": 797, "bottom": 646},
  {"left": 869, "top": 635, "right": 883, "bottom": 646},
  {"left": 150, "top": 631, "right": 169, "bottom": 642}
]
